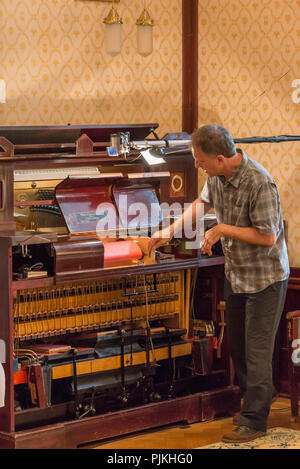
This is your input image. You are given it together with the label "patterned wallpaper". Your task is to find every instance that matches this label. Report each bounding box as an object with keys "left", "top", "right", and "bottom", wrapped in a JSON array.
[
  {"left": 0, "top": 0, "right": 182, "bottom": 136},
  {"left": 198, "top": 0, "right": 300, "bottom": 267},
  {"left": 0, "top": 0, "right": 299, "bottom": 266}
]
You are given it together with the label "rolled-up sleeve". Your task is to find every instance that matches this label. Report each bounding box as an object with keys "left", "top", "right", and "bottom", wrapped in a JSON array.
[{"left": 200, "top": 180, "right": 211, "bottom": 204}]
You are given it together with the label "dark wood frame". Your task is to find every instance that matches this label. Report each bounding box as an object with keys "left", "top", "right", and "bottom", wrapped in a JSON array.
[
  {"left": 0, "top": 387, "right": 240, "bottom": 449},
  {"left": 286, "top": 308, "right": 300, "bottom": 421},
  {"left": 182, "top": 0, "right": 198, "bottom": 134}
]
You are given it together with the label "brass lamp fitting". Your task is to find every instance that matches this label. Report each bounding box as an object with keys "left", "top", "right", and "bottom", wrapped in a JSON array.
[
  {"left": 136, "top": 8, "right": 154, "bottom": 26},
  {"left": 103, "top": 6, "right": 123, "bottom": 24}
]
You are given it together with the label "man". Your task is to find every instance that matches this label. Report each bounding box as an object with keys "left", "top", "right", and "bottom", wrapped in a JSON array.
[{"left": 148, "top": 124, "right": 289, "bottom": 443}]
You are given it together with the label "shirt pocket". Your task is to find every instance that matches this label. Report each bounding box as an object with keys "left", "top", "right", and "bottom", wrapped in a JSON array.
[{"left": 231, "top": 196, "right": 251, "bottom": 226}]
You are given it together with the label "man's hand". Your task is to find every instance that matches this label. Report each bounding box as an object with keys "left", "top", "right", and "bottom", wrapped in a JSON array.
[
  {"left": 202, "top": 224, "right": 223, "bottom": 256},
  {"left": 148, "top": 198, "right": 209, "bottom": 256},
  {"left": 202, "top": 223, "right": 276, "bottom": 256},
  {"left": 148, "top": 226, "right": 174, "bottom": 255}
]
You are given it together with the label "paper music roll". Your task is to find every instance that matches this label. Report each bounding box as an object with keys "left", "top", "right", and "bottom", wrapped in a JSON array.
[{"left": 103, "top": 240, "right": 143, "bottom": 264}]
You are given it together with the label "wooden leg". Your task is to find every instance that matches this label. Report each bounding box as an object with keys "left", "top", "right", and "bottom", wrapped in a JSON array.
[
  {"left": 290, "top": 365, "right": 299, "bottom": 420},
  {"left": 288, "top": 338, "right": 299, "bottom": 421}
]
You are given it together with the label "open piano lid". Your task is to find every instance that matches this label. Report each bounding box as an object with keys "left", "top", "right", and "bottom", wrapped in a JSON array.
[
  {"left": 0, "top": 123, "right": 158, "bottom": 148},
  {"left": 55, "top": 172, "right": 170, "bottom": 235}
]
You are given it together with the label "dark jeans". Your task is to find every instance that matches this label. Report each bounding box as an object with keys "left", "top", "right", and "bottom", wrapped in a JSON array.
[{"left": 225, "top": 278, "right": 288, "bottom": 431}]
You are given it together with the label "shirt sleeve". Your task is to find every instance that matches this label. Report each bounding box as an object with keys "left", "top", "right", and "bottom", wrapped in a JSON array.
[
  {"left": 199, "top": 179, "right": 212, "bottom": 204},
  {"left": 249, "top": 181, "right": 280, "bottom": 235}
]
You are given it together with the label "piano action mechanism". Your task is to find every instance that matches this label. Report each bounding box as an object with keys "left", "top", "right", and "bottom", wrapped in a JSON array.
[{"left": 0, "top": 124, "right": 240, "bottom": 448}]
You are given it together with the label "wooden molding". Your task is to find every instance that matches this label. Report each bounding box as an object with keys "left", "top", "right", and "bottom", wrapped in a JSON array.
[{"left": 182, "top": 0, "right": 198, "bottom": 134}]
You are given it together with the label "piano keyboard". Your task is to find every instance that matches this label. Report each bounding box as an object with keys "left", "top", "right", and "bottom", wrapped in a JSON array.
[{"left": 14, "top": 166, "right": 100, "bottom": 182}]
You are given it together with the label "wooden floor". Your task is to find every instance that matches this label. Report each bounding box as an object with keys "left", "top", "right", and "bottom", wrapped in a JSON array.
[{"left": 85, "top": 397, "right": 299, "bottom": 449}]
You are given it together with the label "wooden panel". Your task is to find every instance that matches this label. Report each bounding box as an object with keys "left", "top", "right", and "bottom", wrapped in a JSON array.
[
  {"left": 0, "top": 239, "right": 14, "bottom": 432},
  {"left": 170, "top": 172, "right": 185, "bottom": 198},
  {"left": 0, "top": 165, "right": 15, "bottom": 230},
  {"left": 53, "top": 236, "right": 104, "bottom": 283},
  {"left": 0, "top": 386, "right": 240, "bottom": 449},
  {"left": 159, "top": 154, "right": 198, "bottom": 207},
  {"left": 182, "top": 0, "right": 198, "bottom": 133}
]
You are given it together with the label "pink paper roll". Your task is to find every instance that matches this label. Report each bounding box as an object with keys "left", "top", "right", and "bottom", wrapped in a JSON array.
[{"left": 103, "top": 240, "right": 143, "bottom": 264}]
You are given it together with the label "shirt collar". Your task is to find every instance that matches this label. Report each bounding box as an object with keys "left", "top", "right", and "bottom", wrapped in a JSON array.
[{"left": 219, "top": 149, "right": 248, "bottom": 188}]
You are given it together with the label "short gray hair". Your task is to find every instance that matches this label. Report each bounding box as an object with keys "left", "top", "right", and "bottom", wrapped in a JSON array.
[{"left": 191, "top": 124, "right": 236, "bottom": 158}]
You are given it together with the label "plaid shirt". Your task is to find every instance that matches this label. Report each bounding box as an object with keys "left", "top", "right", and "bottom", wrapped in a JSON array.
[{"left": 200, "top": 150, "right": 290, "bottom": 293}]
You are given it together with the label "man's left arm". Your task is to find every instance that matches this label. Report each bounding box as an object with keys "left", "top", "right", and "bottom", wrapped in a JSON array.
[
  {"left": 202, "top": 181, "right": 279, "bottom": 256},
  {"left": 203, "top": 225, "right": 275, "bottom": 256}
]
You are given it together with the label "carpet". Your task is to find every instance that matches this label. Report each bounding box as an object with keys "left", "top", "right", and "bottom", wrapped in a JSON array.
[{"left": 199, "top": 427, "right": 300, "bottom": 449}]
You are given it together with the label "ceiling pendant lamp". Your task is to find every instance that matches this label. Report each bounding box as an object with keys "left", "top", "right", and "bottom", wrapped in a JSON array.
[
  {"left": 103, "top": 6, "right": 123, "bottom": 56},
  {"left": 136, "top": 8, "right": 154, "bottom": 57}
]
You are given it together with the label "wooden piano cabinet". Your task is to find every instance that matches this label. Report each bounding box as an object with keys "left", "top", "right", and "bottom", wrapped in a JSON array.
[
  {"left": 0, "top": 237, "right": 15, "bottom": 434},
  {"left": 0, "top": 387, "right": 241, "bottom": 449},
  {"left": 0, "top": 124, "right": 240, "bottom": 449},
  {"left": 0, "top": 258, "right": 240, "bottom": 449}
]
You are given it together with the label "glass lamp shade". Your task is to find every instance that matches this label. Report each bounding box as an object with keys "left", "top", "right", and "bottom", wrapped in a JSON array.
[
  {"left": 137, "top": 24, "right": 153, "bottom": 57},
  {"left": 136, "top": 9, "right": 153, "bottom": 57},
  {"left": 103, "top": 6, "right": 122, "bottom": 56},
  {"left": 105, "top": 23, "right": 122, "bottom": 56},
  {"left": 0, "top": 80, "right": 6, "bottom": 103}
]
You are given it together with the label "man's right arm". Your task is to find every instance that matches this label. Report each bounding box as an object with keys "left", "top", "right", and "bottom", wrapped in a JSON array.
[{"left": 148, "top": 198, "right": 210, "bottom": 253}]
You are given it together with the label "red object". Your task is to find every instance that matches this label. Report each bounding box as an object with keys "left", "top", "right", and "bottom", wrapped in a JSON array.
[
  {"left": 55, "top": 175, "right": 124, "bottom": 233},
  {"left": 28, "top": 364, "right": 47, "bottom": 408},
  {"left": 104, "top": 240, "right": 143, "bottom": 265},
  {"left": 14, "top": 369, "right": 28, "bottom": 385}
]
